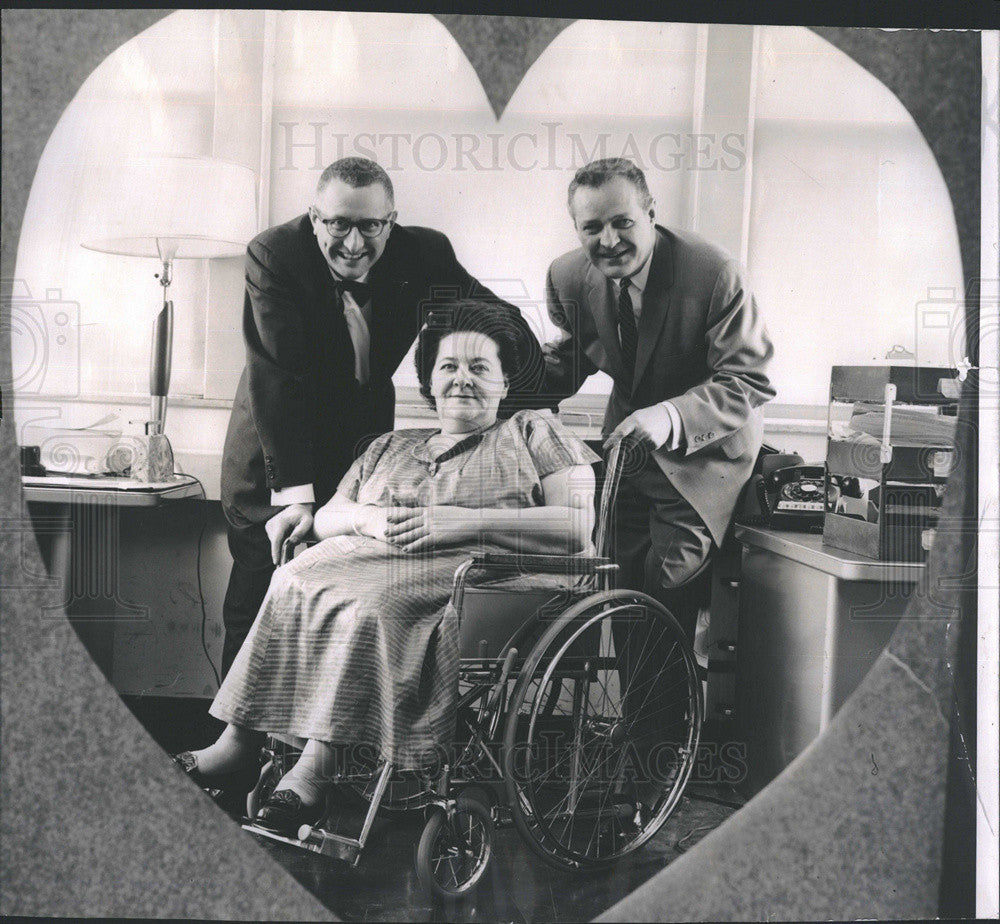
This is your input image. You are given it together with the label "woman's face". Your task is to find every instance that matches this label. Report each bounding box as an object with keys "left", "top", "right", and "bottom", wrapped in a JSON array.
[{"left": 430, "top": 331, "right": 509, "bottom": 433}]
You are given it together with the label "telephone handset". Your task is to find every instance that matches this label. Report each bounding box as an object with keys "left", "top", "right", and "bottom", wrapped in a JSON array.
[{"left": 739, "top": 450, "right": 825, "bottom": 531}]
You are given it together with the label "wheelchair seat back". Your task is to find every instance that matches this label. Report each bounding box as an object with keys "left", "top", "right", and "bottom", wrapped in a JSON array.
[
  {"left": 458, "top": 441, "right": 623, "bottom": 659},
  {"left": 458, "top": 587, "right": 572, "bottom": 658}
]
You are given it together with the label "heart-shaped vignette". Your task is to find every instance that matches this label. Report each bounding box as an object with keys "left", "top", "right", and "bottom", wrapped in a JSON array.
[
  {"left": 4, "top": 10, "right": 981, "bottom": 920},
  {"left": 434, "top": 14, "right": 576, "bottom": 119}
]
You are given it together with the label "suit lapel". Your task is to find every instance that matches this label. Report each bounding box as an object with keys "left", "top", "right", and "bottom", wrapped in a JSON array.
[
  {"left": 586, "top": 263, "right": 624, "bottom": 379},
  {"left": 632, "top": 229, "right": 674, "bottom": 394}
]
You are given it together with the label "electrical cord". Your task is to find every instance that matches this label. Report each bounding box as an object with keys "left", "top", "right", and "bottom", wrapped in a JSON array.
[
  {"left": 676, "top": 823, "right": 717, "bottom": 853},
  {"left": 676, "top": 785, "right": 747, "bottom": 853},
  {"left": 181, "top": 474, "right": 221, "bottom": 690},
  {"left": 685, "top": 790, "right": 746, "bottom": 810}
]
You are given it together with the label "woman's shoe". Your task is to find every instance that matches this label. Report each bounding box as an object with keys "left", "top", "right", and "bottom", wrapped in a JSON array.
[
  {"left": 170, "top": 751, "right": 208, "bottom": 789},
  {"left": 171, "top": 751, "right": 260, "bottom": 808},
  {"left": 253, "top": 789, "right": 324, "bottom": 838},
  {"left": 172, "top": 751, "right": 216, "bottom": 789}
]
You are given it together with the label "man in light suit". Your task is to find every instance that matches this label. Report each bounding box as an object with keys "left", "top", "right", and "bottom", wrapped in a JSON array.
[
  {"left": 221, "top": 157, "right": 541, "bottom": 677},
  {"left": 542, "top": 158, "right": 774, "bottom": 638}
]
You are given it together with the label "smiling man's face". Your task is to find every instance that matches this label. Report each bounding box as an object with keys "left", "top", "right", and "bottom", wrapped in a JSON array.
[
  {"left": 309, "top": 178, "right": 395, "bottom": 280},
  {"left": 570, "top": 176, "right": 656, "bottom": 281}
]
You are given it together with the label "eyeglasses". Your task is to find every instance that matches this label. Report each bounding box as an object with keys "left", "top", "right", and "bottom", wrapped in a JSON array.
[{"left": 311, "top": 211, "right": 394, "bottom": 238}]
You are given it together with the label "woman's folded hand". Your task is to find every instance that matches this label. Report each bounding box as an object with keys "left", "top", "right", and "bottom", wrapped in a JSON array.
[
  {"left": 384, "top": 505, "right": 473, "bottom": 553},
  {"left": 351, "top": 505, "right": 388, "bottom": 540}
]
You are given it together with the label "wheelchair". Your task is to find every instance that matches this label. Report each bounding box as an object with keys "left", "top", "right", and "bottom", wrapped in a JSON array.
[{"left": 241, "top": 440, "right": 704, "bottom": 900}]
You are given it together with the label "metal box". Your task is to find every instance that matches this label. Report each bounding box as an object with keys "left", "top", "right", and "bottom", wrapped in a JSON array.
[{"left": 823, "top": 365, "right": 959, "bottom": 562}]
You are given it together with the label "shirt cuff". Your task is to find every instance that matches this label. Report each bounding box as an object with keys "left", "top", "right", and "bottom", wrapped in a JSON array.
[
  {"left": 270, "top": 484, "right": 315, "bottom": 506},
  {"left": 659, "top": 401, "right": 684, "bottom": 451}
]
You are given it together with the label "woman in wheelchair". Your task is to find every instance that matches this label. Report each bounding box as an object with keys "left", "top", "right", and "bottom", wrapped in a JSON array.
[{"left": 174, "top": 302, "right": 599, "bottom": 837}]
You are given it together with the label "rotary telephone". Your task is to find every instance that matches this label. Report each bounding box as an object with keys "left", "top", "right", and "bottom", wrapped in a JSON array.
[{"left": 739, "top": 448, "right": 825, "bottom": 531}]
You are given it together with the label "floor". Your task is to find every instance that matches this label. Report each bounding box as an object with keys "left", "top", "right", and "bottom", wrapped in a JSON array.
[
  {"left": 125, "top": 696, "right": 745, "bottom": 922},
  {"left": 250, "top": 784, "right": 739, "bottom": 922}
]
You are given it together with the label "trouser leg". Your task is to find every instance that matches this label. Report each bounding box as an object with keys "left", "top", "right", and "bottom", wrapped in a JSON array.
[
  {"left": 614, "top": 457, "right": 714, "bottom": 639},
  {"left": 611, "top": 458, "right": 714, "bottom": 798},
  {"left": 221, "top": 522, "right": 275, "bottom": 679}
]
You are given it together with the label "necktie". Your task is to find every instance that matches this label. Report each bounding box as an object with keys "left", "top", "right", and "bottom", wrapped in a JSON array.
[
  {"left": 617, "top": 278, "right": 637, "bottom": 387},
  {"left": 337, "top": 280, "right": 371, "bottom": 385}
]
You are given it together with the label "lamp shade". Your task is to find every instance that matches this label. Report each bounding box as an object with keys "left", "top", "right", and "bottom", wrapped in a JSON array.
[{"left": 81, "top": 155, "right": 258, "bottom": 259}]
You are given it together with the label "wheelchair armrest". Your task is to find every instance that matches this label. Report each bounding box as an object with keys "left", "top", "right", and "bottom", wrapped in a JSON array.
[
  {"left": 279, "top": 536, "right": 319, "bottom": 566},
  {"left": 450, "top": 552, "right": 619, "bottom": 614},
  {"left": 469, "top": 552, "right": 617, "bottom": 576}
]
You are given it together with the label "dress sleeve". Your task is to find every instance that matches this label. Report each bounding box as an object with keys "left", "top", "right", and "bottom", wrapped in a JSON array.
[
  {"left": 334, "top": 432, "right": 394, "bottom": 501},
  {"left": 517, "top": 409, "right": 600, "bottom": 480}
]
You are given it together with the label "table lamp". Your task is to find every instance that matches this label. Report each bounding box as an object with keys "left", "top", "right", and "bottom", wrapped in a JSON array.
[{"left": 82, "top": 156, "right": 258, "bottom": 481}]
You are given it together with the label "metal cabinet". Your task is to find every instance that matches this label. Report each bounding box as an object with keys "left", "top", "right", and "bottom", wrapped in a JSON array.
[{"left": 734, "top": 525, "right": 925, "bottom": 794}]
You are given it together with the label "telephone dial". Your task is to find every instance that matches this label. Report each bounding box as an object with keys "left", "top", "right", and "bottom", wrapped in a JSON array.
[{"left": 739, "top": 449, "right": 825, "bottom": 531}]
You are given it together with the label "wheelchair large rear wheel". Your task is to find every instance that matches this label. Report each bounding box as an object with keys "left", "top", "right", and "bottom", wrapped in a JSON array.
[{"left": 503, "top": 590, "right": 702, "bottom": 871}]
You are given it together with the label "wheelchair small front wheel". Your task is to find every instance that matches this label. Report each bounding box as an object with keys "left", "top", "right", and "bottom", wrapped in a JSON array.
[{"left": 415, "top": 796, "right": 493, "bottom": 900}]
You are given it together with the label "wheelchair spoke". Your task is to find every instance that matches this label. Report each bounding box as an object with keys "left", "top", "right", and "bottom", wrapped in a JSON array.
[
  {"left": 619, "top": 673, "right": 698, "bottom": 735},
  {"left": 619, "top": 624, "right": 681, "bottom": 700},
  {"left": 505, "top": 593, "right": 703, "bottom": 869},
  {"left": 619, "top": 661, "right": 694, "bottom": 728},
  {"left": 586, "top": 646, "right": 622, "bottom": 724},
  {"left": 544, "top": 742, "right": 620, "bottom": 826},
  {"left": 521, "top": 681, "right": 693, "bottom": 797},
  {"left": 529, "top": 698, "right": 639, "bottom": 817},
  {"left": 618, "top": 648, "right": 691, "bottom": 722},
  {"left": 535, "top": 731, "right": 641, "bottom": 858},
  {"left": 586, "top": 749, "right": 629, "bottom": 860},
  {"left": 609, "top": 604, "right": 665, "bottom": 671}
]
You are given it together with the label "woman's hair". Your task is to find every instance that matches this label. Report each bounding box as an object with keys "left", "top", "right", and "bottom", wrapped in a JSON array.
[{"left": 415, "top": 300, "right": 522, "bottom": 408}]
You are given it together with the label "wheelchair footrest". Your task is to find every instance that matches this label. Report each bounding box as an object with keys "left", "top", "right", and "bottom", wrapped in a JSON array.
[{"left": 241, "top": 822, "right": 363, "bottom": 865}]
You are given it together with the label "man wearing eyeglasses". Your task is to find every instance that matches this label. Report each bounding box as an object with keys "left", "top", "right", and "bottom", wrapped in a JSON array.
[
  {"left": 542, "top": 157, "right": 774, "bottom": 641},
  {"left": 220, "top": 156, "right": 540, "bottom": 677}
]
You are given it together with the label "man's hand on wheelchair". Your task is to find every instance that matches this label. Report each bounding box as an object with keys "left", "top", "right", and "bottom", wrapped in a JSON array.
[
  {"left": 384, "top": 506, "right": 470, "bottom": 553},
  {"left": 266, "top": 503, "right": 315, "bottom": 564},
  {"left": 604, "top": 405, "right": 672, "bottom": 453}
]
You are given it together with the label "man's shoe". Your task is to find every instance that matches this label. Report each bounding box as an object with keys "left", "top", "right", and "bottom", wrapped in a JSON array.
[{"left": 253, "top": 789, "right": 323, "bottom": 838}]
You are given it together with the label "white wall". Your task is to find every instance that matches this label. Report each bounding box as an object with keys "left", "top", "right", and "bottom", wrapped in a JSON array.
[{"left": 749, "top": 26, "right": 964, "bottom": 406}]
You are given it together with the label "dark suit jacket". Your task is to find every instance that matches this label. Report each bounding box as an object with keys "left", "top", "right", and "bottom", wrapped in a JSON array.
[
  {"left": 543, "top": 225, "right": 775, "bottom": 545},
  {"left": 221, "top": 214, "right": 536, "bottom": 533}
]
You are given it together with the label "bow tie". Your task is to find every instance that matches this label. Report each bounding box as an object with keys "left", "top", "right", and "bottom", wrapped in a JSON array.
[{"left": 336, "top": 279, "right": 372, "bottom": 303}]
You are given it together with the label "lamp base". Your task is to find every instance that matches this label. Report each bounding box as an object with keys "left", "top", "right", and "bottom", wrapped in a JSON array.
[{"left": 107, "top": 432, "right": 175, "bottom": 482}]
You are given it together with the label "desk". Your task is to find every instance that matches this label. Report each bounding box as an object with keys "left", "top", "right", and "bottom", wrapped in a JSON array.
[
  {"left": 21, "top": 475, "right": 226, "bottom": 695},
  {"left": 22, "top": 473, "right": 204, "bottom": 505},
  {"left": 734, "top": 525, "right": 925, "bottom": 794}
]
